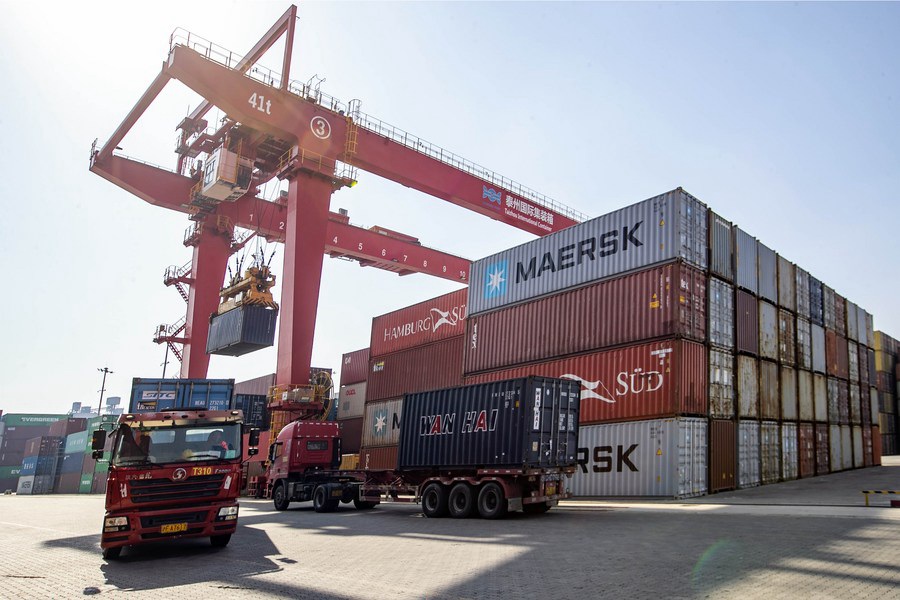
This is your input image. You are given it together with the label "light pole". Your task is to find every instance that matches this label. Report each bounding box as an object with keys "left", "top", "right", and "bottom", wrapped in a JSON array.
[{"left": 97, "top": 367, "right": 114, "bottom": 417}]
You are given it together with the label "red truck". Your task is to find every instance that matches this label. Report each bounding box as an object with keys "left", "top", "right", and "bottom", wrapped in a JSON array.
[
  {"left": 266, "top": 377, "right": 580, "bottom": 519},
  {"left": 91, "top": 409, "right": 259, "bottom": 559}
]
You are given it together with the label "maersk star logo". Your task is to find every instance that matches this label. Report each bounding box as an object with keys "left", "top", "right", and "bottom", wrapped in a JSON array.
[
  {"left": 484, "top": 261, "right": 508, "bottom": 299},
  {"left": 373, "top": 409, "right": 388, "bottom": 437}
]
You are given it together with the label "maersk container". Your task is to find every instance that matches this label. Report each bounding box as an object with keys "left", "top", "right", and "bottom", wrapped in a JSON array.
[
  {"left": 466, "top": 339, "right": 708, "bottom": 424},
  {"left": 795, "top": 266, "right": 810, "bottom": 319},
  {"left": 798, "top": 370, "right": 814, "bottom": 421},
  {"left": 737, "top": 355, "right": 758, "bottom": 418},
  {"left": 337, "top": 382, "right": 366, "bottom": 420},
  {"left": 340, "top": 348, "right": 370, "bottom": 386},
  {"left": 397, "top": 377, "right": 581, "bottom": 471},
  {"left": 468, "top": 188, "right": 707, "bottom": 315},
  {"left": 781, "top": 423, "right": 798, "bottom": 481},
  {"left": 709, "top": 349, "right": 735, "bottom": 419},
  {"left": 464, "top": 261, "right": 707, "bottom": 374},
  {"left": 760, "top": 421, "right": 780, "bottom": 484},
  {"left": 778, "top": 309, "right": 796, "bottom": 366},
  {"left": 570, "top": 417, "right": 707, "bottom": 499},
  {"left": 735, "top": 228, "right": 758, "bottom": 294},
  {"left": 815, "top": 423, "right": 830, "bottom": 474},
  {"left": 709, "top": 278, "right": 734, "bottom": 350},
  {"left": 823, "top": 285, "right": 836, "bottom": 331},
  {"left": 852, "top": 426, "right": 864, "bottom": 468},
  {"left": 709, "top": 419, "right": 736, "bottom": 493},
  {"left": 367, "top": 336, "right": 465, "bottom": 403},
  {"left": 796, "top": 318, "right": 812, "bottom": 370},
  {"left": 840, "top": 426, "right": 853, "bottom": 470},
  {"left": 370, "top": 289, "right": 468, "bottom": 357},
  {"left": 781, "top": 367, "right": 798, "bottom": 421},
  {"left": 811, "top": 324, "right": 826, "bottom": 374},
  {"left": 738, "top": 420, "right": 760, "bottom": 488},
  {"left": 736, "top": 289, "right": 759, "bottom": 356},
  {"left": 360, "top": 398, "right": 404, "bottom": 448},
  {"left": 777, "top": 256, "right": 795, "bottom": 312},
  {"left": 708, "top": 211, "right": 734, "bottom": 282},
  {"left": 757, "top": 242, "right": 777, "bottom": 304},
  {"left": 759, "top": 300, "right": 778, "bottom": 360},
  {"left": 834, "top": 292, "right": 846, "bottom": 337},
  {"left": 849, "top": 385, "right": 861, "bottom": 425},
  {"left": 846, "top": 301, "right": 859, "bottom": 342},
  {"left": 206, "top": 305, "right": 278, "bottom": 356},
  {"left": 128, "top": 378, "right": 234, "bottom": 413},
  {"left": 760, "top": 360, "right": 779, "bottom": 420},
  {"left": 829, "top": 424, "right": 843, "bottom": 471},
  {"left": 808, "top": 275, "right": 824, "bottom": 326},
  {"left": 798, "top": 423, "right": 815, "bottom": 478}
]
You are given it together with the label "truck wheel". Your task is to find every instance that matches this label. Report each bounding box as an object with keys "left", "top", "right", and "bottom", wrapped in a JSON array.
[
  {"left": 313, "top": 485, "right": 339, "bottom": 513},
  {"left": 210, "top": 534, "right": 232, "bottom": 548},
  {"left": 354, "top": 498, "right": 377, "bottom": 510},
  {"left": 523, "top": 502, "right": 552, "bottom": 515},
  {"left": 421, "top": 483, "right": 448, "bottom": 518},
  {"left": 273, "top": 483, "right": 290, "bottom": 511},
  {"left": 101, "top": 546, "right": 122, "bottom": 560},
  {"left": 448, "top": 483, "right": 475, "bottom": 519},
  {"left": 476, "top": 482, "right": 508, "bottom": 520}
]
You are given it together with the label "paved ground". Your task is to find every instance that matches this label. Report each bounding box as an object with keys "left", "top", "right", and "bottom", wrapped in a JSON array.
[{"left": 1, "top": 458, "right": 898, "bottom": 599}]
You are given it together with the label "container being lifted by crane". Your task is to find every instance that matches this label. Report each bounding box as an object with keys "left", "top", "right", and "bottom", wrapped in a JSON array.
[{"left": 89, "top": 5, "right": 586, "bottom": 412}]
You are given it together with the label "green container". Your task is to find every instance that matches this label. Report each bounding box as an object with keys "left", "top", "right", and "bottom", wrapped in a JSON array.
[
  {"left": 0, "top": 466, "right": 22, "bottom": 479},
  {"left": 94, "top": 459, "right": 109, "bottom": 473},
  {"left": 0, "top": 414, "right": 67, "bottom": 427},
  {"left": 79, "top": 474, "right": 93, "bottom": 493}
]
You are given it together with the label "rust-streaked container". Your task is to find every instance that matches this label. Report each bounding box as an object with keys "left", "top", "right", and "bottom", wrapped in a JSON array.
[
  {"left": 798, "top": 370, "right": 813, "bottom": 421},
  {"left": 736, "top": 289, "right": 759, "bottom": 356},
  {"left": 798, "top": 423, "right": 815, "bottom": 478},
  {"left": 862, "top": 425, "right": 873, "bottom": 467},
  {"left": 777, "top": 256, "right": 795, "bottom": 312},
  {"left": 838, "top": 380, "right": 850, "bottom": 425},
  {"left": 760, "top": 421, "right": 780, "bottom": 484},
  {"left": 737, "top": 355, "right": 758, "bottom": 418},
  {"left": 367, "top": 336, "right": 464, "bottom": 403},
  {"left": 708, "top": 278, "right": 735, "bottom": 350},
  {"left": 813, "top": 373, "right": 827, "bottom": 422},
  {"left": 876, "top": 371, "right": 892, "bottom": 394},
  {"left": 825, "top": 331, "right": 849, "bottom": 379},
  {"left": 815, "top": 423, "right": 830, "bottom": 474},
  {"left": 874, "top": 350, "right": 894, "bottom": 374},
  {"left": 855, "top": 306, "right": 868, "bottom": 347},
  {"left": 827, "top": 377, "right": 840, "bottom": 423},
  {"left": 359, "top": 445, "right": 399, "bottom": 471},
  {"left": 861, "top": 386, "right": 872, "bottom": 426},
  {"left": 822, "top": 285, "right": 836, "bottom": 331},
  {"left": 340, "top": 348, "right": 370, "bottom": 386},
  {"left": 796, "top": 318, "right": 812, "bottom": 371},
  {"left": 781, "top": 423, "right": 798, "bottom": 481},
  {"left": 757, "top": 242, "right": 777, "bottom": 304},
  {"left": 834, "top": 292, "right": 847, "bottom": 337},
  {"left": 709, "top": 211, "right": 734, "bottom": 282},
  {"left": 466, "top": 339, "right": 708, "bottom": 424},
  {"left": 759, "top": 360, "right": 779, "bottom": 420},
  {"left": 709, "top": 349, "right": 735, "bottom": 418},
  {"left": 781, "top": 366, "right": 798, "bottom": 421},
  {"left": 795, "top": 266, "right": 810, "bottom": 319},
  {"left": 852, "top": 426, "right": 864, "bottom": 468},
  {"left": 778, "top": 309, "right": 796, "bottom": 366},
  {"left": 370, "top": 289, "right": 467, "bottom": 357},
  {"left": 868, "top": 348, "right": 877, "bottom": 385},
  {"left": 759, "top": 300, "right": 778, "bottom": 360},
  {"left": 339, "top": 417, "right": 364, "bottom": 454},
  {"left": 709, "top": 419, "right": 736, "bottom": 493},
  {"left": 463, "top": 262, "right": 707, "bottom": 375},
  {"left": 848, "top": 341, "right": 859, "bottom": 383},
  {"left": 849, "top": 384, "right": 862, "bottom": 425}
]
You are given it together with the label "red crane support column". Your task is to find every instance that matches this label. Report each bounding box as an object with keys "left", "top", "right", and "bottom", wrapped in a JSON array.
[
  {"left": 181, "top": 226, "right": 232, "bottom": 378},
  {"left": 275, "top": 173, "right": 333, "bottom": 386}
]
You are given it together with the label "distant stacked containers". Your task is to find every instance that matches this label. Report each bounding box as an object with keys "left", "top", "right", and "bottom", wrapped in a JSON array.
[
  {"left": 49, "top": 418, "right": 89, "bottom": 494},
  {"left": 337, "top": 348, "right": 369, "bottom": 454},
  {"left": 361, "top": 289, "right": 468, "bottom": 470},
  {"left": 873, "top": 331, "right": 898, "bottom": 456},
  {"left": 0, "top": 414, "right": 66, "bottom": 491},
  {"left": 18, "top": 436, "right": 62, "bottom": 495}
]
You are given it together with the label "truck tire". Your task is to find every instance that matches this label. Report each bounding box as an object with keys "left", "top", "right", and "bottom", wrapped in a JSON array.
[
  {"left": 448, "top": 483, "right": 475, "bottom": 519},
  {"left": 102, "top": 546, "right": 122, "bottom": 560},
  {"left": 313, "top": 485, "right": 339, "bottom": 513},
  {"left": 523, "top": 502, "right": 552, "bottom": 515},
  {"left": 273, "top": 482, "right": 290, "bottom": 511},
  {"left": 354, "top": 498, "right": 377, "bottom": 510},
  {"left": 421, "top": 483, "right": 449, "bottom": 518},
  {"left": 210, "top": 534, "right": 232, "bottom": 548},
  {"left": 476, "top": 482, "right": 507, "bottom": 520}
]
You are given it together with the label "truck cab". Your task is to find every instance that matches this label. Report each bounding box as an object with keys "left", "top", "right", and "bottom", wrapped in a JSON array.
[{"left": 94, "top": 410, "right": 258, "bottom": 559}]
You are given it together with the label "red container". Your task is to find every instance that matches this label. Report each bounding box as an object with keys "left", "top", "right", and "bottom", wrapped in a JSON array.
[
  {"left": 466, "top": 339, "right": 708, "bottom": 424},
  {"left": 56, "top": 471, "right": 81, "bottom": 494},
  {"left": 862, "top": 425, "right": 873, "bottom": 467},
  {"left": 371, "top": 289, "right": 468, "bottom": 357},
  {"left": 736, "top": 289, "right": 759, "bottom": 356},
  {"left": 367, "top": 336, "right": 464, "bottom": 403},
  {"left": 235, "top": 373, "right": 275, "bottom": 396},
  {"left": 340, "top": 348, "right": 370, "bottom": 386},
  {"left": 339, "top": 417, "right": 364, "bottom": 454},
  {"left": 2, "top": 426, "right": 51, "bottom": 441},
  {"left": 48, "top": 418, "right": 88, "bottom": 438},
  {"left": 359, "top": 445, "right": 398, "bottom": 471},
  {"left": 463, "top": 262, "right": 706, "bottom": 375},
  {"left": 759, "top": 360, "right": 779, "bottom": 420},
  {"left": 814, "top": 423, "right": 830, "bottom": 475},
  {"left": 798, "top": 423, "right": 815, "bottom": 478},
  {"left": 876, "top": 371, "right": 891, "bottom": 393},
  {"left": 825, "top": 331, "right": 849, "bottom": 379},
  {"left": 872, "top": 425, "right": 881, "bottom": 465},
  {"left": 709, "top": 419, "right": 736, "bottom": 493}
]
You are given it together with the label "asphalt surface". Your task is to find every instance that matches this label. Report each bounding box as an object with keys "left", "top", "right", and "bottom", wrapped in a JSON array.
[{"left": 1, "top": 458, "right": 898, "bottom": 599}]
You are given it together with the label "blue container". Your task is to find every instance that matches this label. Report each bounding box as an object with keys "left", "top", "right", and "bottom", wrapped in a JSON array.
[
  {"left": 231, "top": 394, "right": 269, "bottom": 430},
  {"left": 206, "top": 305, "right": 278, "bottom": 356},
  {"left": 20, "top": 455, "right": 37, "bottom": 476},
  {"left": 128, "top": 378, "right": 235, "bottom": 413},
  {"left": 60, "top": 452, "right": 83, "bottom": 474}
]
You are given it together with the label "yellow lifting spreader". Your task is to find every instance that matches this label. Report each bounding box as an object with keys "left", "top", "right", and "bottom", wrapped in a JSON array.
[{"left": 216, "top": 265, "right": 279, "bottom": 316}]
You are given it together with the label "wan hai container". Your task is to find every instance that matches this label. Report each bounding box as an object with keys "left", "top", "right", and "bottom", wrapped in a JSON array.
[
  {"left": 569, "top": 417, "right": 707, "bottom": 499},
  {"left": 468, "top": 188, "right": 707, "bottom": 315}
]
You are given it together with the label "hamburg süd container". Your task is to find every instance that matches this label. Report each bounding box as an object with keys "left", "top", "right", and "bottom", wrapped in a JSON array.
[
  {"left": 709, "top": 278, "right": 735, "bottom": 350},
  {"left": 735, "top": 227, "right": 758, "bottom": 294},
  {"left": 777, "top": 256, "right": 795, "bottom": 312},
  {"left": 815, "top": 423, "right": 830, "bottom": 475},
  {"left": 759, "top": 360, "right": 779, "bottom": 420},
  {"left": 759, "top": 300, "right": 778, "bottom": 360},
  {"left": 340, "top": 348, "right": 370, "bottom": 386},
  {"left": 760, "top": 421, "right": 780, "bottom": 484},
  {"left": 778, "top": 309, "right": 796, "bottom": 366},
  {"left": 738, "top": 420, "right": 760, "bottom": 488},
  {"left": 570, "top": 417, "right": 707, "bottom": 499},
  {"left": 709, "top": 349, "right": 735, "bottom": 419},
  {"left": 128, "top": 378, "right": 234, "bottom": 413},
  {"left": 464, "top": 261, "right": 707, "bottom": 374},
  {"left": 708, "top": 211, "right": 734, "bottom": 282},
  {"left": 757, "top": 242, "right": 777, "bottom": 304},
  {"left": 796, "top": 318, "right": 812, "bottom": 371},
  {"left": 206, "top": 304, "right": 278, "bottom": 356},
  {"left": 736, "top": 289, "right": 759, "bottom": 356},
  {"left": 468, "top": 188, "right": 707, "bottom": 315},
  {"left": 370, "top": 289, "right": 468, "bottom": 357},
  {"left": 798, "top": 370, "right": 813, "bottom": 422},
  {"left": 737, "top": 356, "right": 758, "bottom": 418},
  {"left": 366, "top": 336, "right": 464, "bottom": 403},
  {"left": 397, "top": 377, "right": 581, "bottom": 470},
  {"left": 709, "top": 419, "right": 736, "bottom": 493},
  {"left": 337, "top": 382, "right": 366, "bottom": 420},
  {"left": 798, "top": 423, "right": 815, "bottom": 478},
  {"left": 465, "top": 339, "right": 708, "bottom": 424},
  {"left": 780, "top": 366, "right": 798, "bottom": 421},
  {"left": 781, "top": 423, "right": 798, "bottom": 481}
]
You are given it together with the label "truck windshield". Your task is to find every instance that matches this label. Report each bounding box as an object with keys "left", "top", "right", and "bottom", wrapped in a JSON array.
[{"left": 112, "top": 423, "right": 242, "bottom": 466}]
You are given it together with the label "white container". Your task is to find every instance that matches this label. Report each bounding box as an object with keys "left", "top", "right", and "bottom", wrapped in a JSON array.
[
  {"left": 852, "top": 426, "right": 864, "bottom": 469},
  {"left": 570, "top": 418, "right": 707, "bottom": 499},
  {"left": 738, "top": 420, "right": 760, "bottom": 488},
  {"left": 760, "top": 421, "right": 781, "bottom": 484},
  {"left": 781, "top": 423, "right": 799, "bottom": 481},
  {"left": 797, "top": 371, "right": 814, "bottom": 422},
  {"left": 16, "top": 475, "right": 35, "bottom": 495},
  {"left": 337, "top": 382, "right": 367, "bottom": 420},
  {"left": 814, "top": 374, "right": 828, "bottom": 422}
]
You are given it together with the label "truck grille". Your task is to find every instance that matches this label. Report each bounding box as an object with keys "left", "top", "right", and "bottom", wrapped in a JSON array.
[
  {"left": 140, "top": 511, "right": 209, "bottom": 528},
  {"left": 129, "top": 474, "right": 225, "bottom": 504}
]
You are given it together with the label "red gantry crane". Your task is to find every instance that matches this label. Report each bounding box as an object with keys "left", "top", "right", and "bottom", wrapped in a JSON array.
[{"left": 90, "top": 5, "right": 586, "bottom": 407}]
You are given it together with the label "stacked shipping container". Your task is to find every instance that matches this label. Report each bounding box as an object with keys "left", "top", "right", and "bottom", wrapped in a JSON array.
[
  {"left": 873, "top": 332, "right": 899, "bottom": 455},
  {"left": 337, "top": 348, "right": 370, "bottom": 454}
]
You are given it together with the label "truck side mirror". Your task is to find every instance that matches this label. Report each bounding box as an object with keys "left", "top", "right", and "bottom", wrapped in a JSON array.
[
  {"left": 248, "top": 428, "right": 260, "bottom": 447},
  {"left": 91, "top": 429, "right": 107, "bottom": 452}
]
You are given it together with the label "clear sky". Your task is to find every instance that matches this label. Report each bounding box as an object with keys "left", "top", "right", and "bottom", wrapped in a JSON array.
[{"left": 1, "top": 1, "right": 898, "bottom": 416}]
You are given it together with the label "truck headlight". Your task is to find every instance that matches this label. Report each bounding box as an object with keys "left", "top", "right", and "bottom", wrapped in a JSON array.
[
  {"left": 104, "top": 516, "right": 129, "bottom": 532},
  {"left": 216, "top": 506, "right": 239, "bottom": 521}
]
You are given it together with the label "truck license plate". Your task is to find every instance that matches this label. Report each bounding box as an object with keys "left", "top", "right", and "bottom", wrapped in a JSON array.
[{"left": 160, "top": 523, "right": 188, "bottom": 534}]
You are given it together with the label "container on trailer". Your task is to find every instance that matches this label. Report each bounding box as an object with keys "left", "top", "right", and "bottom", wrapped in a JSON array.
[
  {"left": 339, "top": 417, "right": 364, "bottom": 455},
  {"left": 815, "top": 423, "right": 830, "bottom": 475},
  {"left": 466, "top": 339, "right": 708, "bottom": 424},
  {"left": 468, "top": 188, "right": 707, "bottom": 315},
  {"left": 798, "top": 370, "right": 814, "bottom": 421},
  {"left": 759, "top": 360, "right": 779, "bottom": 420},
  {"left": 340, "top": 348, "right": 371, "bottom": 386},
  {"left": 848, "top": 341, "right": 859, "bottom": 383},
  {"left": 337, "top": 382, "right": 367, "bottom": 420},
  {"left": 709, "top": 349, "right": 735, "bottom": 419},
  {"left": 795, "top": 266, "right": 810, "bottom": 319},
  {"left": 778, "top": 309, "right": 796, "bottom": 366},
  {"left": 759, "top": 301, "right": 778, "bottom": 360},
  {"left": 760, "top": 421, "right": 780, "bottom": 484},
  {"left": 798, "top": 423, "right": 815, "bottom": 478},
  {"left": 128, "top": 378, "right": 234, "bottom": 413},
  {"left": 738, "top": 420, "right": 760, "bottom": 488},
  {"left": 708, "top": 278, "right": 735, "bottom": 350},
  {"left": 367, "top": 336, "right": 464, "bottom": 403},
  {"left": 777, "top": 256, "right": 795, "bottom": 311},
  {"left": 206, "top": 304, "right": 278, "bottom": 356},
  {"left": 849, "top": 385, "right": 861, "bottom": 426},
  {"left": 708, "top": 211, "right": 734, "bottom": 282},
  {"left": 736, "top": 289, "right": 759, "bottom": 356},
  {"left": 464, "top": 261, "right": 707, "bottom": 374},
  {"left": 834, "top": 292, "right": 846, "bottom": 337},
  {"left": 757, "top": 242, "right": 777, "bottom": 303},
  {"left": 360, "top": 398, "right": 404, "bottom": 448},
  {"left": 371, "top": 289, "right": 468, "bottom": 356},
  {"left": 851, "top": 426, "right": 863, "bottom": 469},
  {"left": 708, "top": 419, "right": 736, "bottom": 493},
  {"left": 359, "top": 445, "right": 399, "bottom": 471},
  {"left": 840, "top": 426, "right": 852, "bottom": 470},
  {"left": 781, "top": 423, "right": 798, "bottom": 481},
  {"left": 846, "top": 301, "right": 859, "bottom": 342},
  {"left": 780, "top": 367, "right": 797, "bottom": 421},
  {"left": 823, "top": 285, "right": 835, "bottom": 331},
  {"left": 398, "top": 377, "right": 581, "bottom": 470},
  {"left": 737, "top": 356, "right": 759, "bottom": 418},
  {"left": 571, "top": 417, "right": 707, "bottom": 499},
  {"left": 829, "top": 424, "right": 842, "bottom": 472},
  {"left": 808, "top": 276, "right": 824, "bottom": 326}
]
